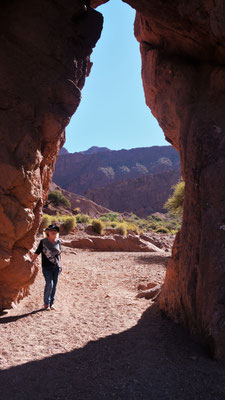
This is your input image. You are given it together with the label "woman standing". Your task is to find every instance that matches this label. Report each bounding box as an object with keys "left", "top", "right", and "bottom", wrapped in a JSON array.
[{"left": 31, "top": 224, "right": 62, "bottom": 310}]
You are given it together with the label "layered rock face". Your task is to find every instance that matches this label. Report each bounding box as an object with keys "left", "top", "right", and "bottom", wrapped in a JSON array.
[
  {"left": 0, "top": 0, "right": 103, "bottom": 309},
  {"left": 121, "top": 0, "right": 225, "bottom": 358},
  {"left": 86, "top": 170, "right": 180, "bottom": 217},
  {"left": 53, "top": 146, "right": 180, "bottom": 194},
  {"left": 53, "top": 145, "right": 180, "bottom": 216}
]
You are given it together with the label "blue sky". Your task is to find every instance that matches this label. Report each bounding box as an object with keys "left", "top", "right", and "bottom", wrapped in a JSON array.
[{"left": 65, "top": 0, "right": 168, "bottom": 153}]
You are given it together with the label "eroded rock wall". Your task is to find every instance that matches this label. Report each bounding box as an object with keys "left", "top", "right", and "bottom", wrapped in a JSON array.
[
  {"left": 93, "top": 0, "right": 225, "bottom": 357},
  {"left": 0, "top": 0, "right": 103, "bottom": 309},
  {"left": 123, "top": 0, "right": 225, "bottom": 358}
]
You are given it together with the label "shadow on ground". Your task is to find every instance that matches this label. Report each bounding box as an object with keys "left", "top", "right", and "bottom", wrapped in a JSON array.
[
  {"left": 0, "top": 309, "right": 45, "bottom": 324},
  {"left": 1, "top": 304, "right": 225, "bottom": 400}
]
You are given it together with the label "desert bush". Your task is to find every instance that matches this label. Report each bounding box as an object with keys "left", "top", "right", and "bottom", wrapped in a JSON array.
[
  {"left": 116, "top": 223, "right": 127, "bottom": 236},
  {"left": 129, "top": 213, "right": 139, "bottom": 220},
  {"left": 92, "top": 219, "right": 105, "bottom": 235},
  {"left": 126, "top": 223, "right": 140, "bottom": 235},
  {"left": 164, "top": 180, "right": 185, "bottom": 217},
  {"left": 155, "top": 227, "right": 169, "bottom": 234},
  {"left": 109, "top": 222, "right": 118, "bottom": 228},
  {"left": 41, "top": 214, "right": 52, "bottom": 229},
  {"left": 73, "top": 207, "right": 80, "bottom": 215},
  {"left": 151, "top": 214, "right": 161, "bottom": 222},
  {"left": 62, "top": 217, "right": 77, "bottom": 234},
  {"left": 48, "top": 190, "right": 71, "bottom": 208},
  {"left": 100, "top": 213, "right": 119, "bottom": 222},
  {"left": 76, "top": 214, "right": 91, "bottom": 224},
  {"left": 147, "top": 223, "right": 157, "bottom": 230}
]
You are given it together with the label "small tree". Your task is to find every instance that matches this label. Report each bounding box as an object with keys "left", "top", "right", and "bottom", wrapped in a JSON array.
[
  {"left": 47, "top": 191, "right": 71, "bottom": 208},
  {"left": 164, "top": 180, "right": 185, "bottom": 217}
]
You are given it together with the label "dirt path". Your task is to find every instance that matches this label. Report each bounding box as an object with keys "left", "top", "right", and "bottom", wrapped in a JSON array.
[{"left": 0, "top": 247, "right": 225, "bottom": 400}]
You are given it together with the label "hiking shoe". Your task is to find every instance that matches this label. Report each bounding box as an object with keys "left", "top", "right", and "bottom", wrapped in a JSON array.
[
  {"left": 50, "top": 305, "right": 56, "bottom": 310},
  {"left": 44, "top": 305, "right": 51, "bottom": 311}
]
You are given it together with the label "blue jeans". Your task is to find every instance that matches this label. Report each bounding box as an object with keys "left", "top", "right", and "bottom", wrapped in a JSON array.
[{"left": 42, "top": 267, "right": 61, "bottom": 306}]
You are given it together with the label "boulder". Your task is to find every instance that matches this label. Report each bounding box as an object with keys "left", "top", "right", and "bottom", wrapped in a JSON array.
[{"left": 63, "top": 234, "right": 163, "bottom": 252}]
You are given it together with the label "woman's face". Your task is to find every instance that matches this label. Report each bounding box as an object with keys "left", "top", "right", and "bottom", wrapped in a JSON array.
[{"left": 48, "top": 230, "right": 58, "bottom": 241}]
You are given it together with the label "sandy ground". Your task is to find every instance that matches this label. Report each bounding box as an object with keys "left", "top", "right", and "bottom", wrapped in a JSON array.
[{"left": 0, "top": 246, "right": 225, "bottom": 400}]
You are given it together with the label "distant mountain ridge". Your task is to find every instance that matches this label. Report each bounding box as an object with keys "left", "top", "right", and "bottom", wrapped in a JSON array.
[
  {"left": 80, "top": 146, "right": 110, "bottom": 154},
  {"left": 53, "top": 145, "right": 181, "bottom": 217},
  {"left": 59, "top": 146, "right": 110, "bottom": 155},
  {"left": 59, "top": 147, "right": 69, "bottom": 155}
]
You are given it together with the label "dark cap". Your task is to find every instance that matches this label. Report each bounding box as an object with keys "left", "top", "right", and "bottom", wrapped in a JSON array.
[{"left": 45, "top": 224, "right": 60, "bottom": 232}]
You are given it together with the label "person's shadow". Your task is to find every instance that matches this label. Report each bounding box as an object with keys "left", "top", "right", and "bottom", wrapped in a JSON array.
[
  {"left": 0, "top": 303, "right": 225, "bottom": 400},
  {"left": 0, "top": 308, "right": 45, "bottom": 324}
]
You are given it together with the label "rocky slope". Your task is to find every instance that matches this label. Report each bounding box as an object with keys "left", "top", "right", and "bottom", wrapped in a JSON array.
[
  {"left": 44, "top": 182, "right": 111, "bottom": 217},
  {"left": 86, "top": 170, "right": 180, "bottom": 217},
  {"left": 53, "top": 145, "right": 180, "bottom": 216}
]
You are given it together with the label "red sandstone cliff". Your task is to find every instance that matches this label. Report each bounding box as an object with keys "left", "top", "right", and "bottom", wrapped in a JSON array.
[
  {"left": 86, "top": 170, "right": 180, "bottom": 217},
  {"left": 53, "top": 145, "right": 180, "bottom": 216},
  {"left": 0, "top": 1, "right": 103, "bottom": 310},
  {"left": 125, "top": 0, "right": 225, "bottom": 358}
]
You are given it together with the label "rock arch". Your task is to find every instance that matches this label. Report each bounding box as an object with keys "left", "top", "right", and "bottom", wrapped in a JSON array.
[{"left": 1, "top": 0, "right": 225, "bottom": 358}]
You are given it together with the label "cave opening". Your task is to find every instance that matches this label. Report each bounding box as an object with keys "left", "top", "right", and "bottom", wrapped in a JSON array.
[
  {"left": 65, "top": 0, "right": 168, "bottom": 152},
  {"left": 2, "top": 0, "right": 225, "bottom": 361},
  {"left": 54, "top": 0, "right": 181, "bottom": 219}
]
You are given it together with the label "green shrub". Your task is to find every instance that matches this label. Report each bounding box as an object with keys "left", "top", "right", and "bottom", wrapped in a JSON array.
[
  {"left": 151, "top": 214, "right": 161, "bottom": 222},
  {"left": 76, "top": 214, "right": 91, "bottom": 224},
  {"left": 129, "top": 213, "right": 139, "bottom": 220},
  {"left": 126, "top": 222, "right": 140, "bottom": 235},
  {"left": 48, "top": 190, "right": 71, "bottom": 208},
  {"left": 155, "top": 227, "right": 169, "bottom": 233},
  {"left": 41, "top": 214, "right": 51, "bottom": 229},
  {"left": 164, "top": 180, "right": 185, "bottom": 217},
  {"left": 147, "top": 223, "right": 157, "bottom": 230},
  {"left": 116, "top": 223, "right": 127, "bottom": 236},
  {"left": 62, "top": 217, "right": 77, "bottom": 234},
  {"left": 73, "top": 207, "right": 80, "bottom": 215},
  {"left": 100, "top": 213, "right": 119, "bottom": 222},
  {"left": 92, "top": 219, "right": 104, "bottom": 235}
]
